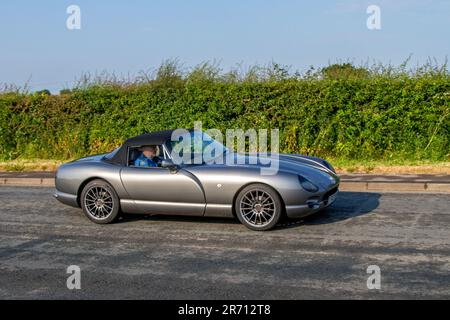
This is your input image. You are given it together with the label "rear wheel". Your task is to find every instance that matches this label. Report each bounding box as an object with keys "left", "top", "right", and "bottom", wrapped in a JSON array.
[
  {"left": 80, "top": 179, "right": 120, "bottom": 224},
  {"left": 235, "top": 184, "right": 282, "bottom": 231}
]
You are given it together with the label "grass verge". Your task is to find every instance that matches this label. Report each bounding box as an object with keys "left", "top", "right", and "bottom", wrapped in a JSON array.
[
  {"left": 0, "top": 158, "right": 449, "bottom": 175},
  {"left": 0, "top": 159, "right": 66, "bottom": 172},
  {"left": 330, "top": 159, "right": 450, "bottom": 174}
]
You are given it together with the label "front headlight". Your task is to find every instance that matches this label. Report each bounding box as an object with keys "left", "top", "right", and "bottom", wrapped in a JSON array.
[{"left": 298, "top": 175, "right": 319, "bottom": 193}]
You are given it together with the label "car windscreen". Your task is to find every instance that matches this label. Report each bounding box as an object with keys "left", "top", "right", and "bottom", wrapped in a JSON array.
[
  {"left": 167, "top": 131, "right": 228, "bottom": 164},
  {"left": 103, "top": 147, "right": 121, "bottom": 160}
]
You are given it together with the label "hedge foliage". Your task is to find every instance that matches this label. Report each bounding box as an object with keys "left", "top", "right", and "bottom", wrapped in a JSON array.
[{"left": 0, "top": 62, "right": 449, "bottom": 161}]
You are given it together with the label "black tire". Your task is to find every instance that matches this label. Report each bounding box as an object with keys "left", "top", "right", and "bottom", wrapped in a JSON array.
[
  {"left": 80, "top": 179, "right": 120, "bottom": 224},
  {"left": 234, "top": 184, "right": 282, "bottom": 231}
]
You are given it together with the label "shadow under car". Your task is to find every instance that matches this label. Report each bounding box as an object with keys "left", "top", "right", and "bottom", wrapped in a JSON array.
[{"left": 116, "top": 191, "right": 381, "bottom": 230}]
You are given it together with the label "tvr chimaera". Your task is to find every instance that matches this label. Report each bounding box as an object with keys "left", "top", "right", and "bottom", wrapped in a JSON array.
[{"left": 54, "top": 129, "right": 339, "bottom": 231}]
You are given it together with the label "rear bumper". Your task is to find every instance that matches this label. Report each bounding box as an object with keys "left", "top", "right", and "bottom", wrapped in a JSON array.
[
  {"left": 285, "top": 188, "right": 338, "bottom": 219},
  {"left": 54, "top": 190, "right": 79, "bottom": 208}
]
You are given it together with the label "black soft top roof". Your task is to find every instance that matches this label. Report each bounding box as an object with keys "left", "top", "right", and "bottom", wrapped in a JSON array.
[
  {"left": 123, "top": 129, "right": 176, "bottom": 146},
  {"left": 106, "top": 129, "right": 176, "bottom": 165}
]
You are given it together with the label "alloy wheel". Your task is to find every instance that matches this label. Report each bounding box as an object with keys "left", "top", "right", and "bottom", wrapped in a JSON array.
[
  {"left": 84, "top": 186, "right": 114, "bottom": 220},
  {"left": 239, "top": 189, "right": 276, "bottom": 227}
]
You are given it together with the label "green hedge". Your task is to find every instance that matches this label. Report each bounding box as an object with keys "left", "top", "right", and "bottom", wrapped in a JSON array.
[{"left": 0, "top": 74, "right": 449, "bottom": 161}]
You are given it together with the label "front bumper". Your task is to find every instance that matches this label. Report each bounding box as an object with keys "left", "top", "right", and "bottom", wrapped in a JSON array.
[{"left": 285, "top": 187, "right": 338, "bottom": 219}]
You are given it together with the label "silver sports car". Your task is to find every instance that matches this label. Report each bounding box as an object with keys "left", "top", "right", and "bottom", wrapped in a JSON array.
[{"left": 54, "top": 129, "right": 339, "bottom": 231}]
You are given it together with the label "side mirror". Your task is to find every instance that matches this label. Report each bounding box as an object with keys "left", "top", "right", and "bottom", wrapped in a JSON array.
[{"left": 161, "top": 159, "right": 178, "bottom": 172}]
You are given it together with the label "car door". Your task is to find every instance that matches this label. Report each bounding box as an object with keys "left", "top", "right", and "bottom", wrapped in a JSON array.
[{"left": 120, "top": 166, "right": 206, "bottom": 216}]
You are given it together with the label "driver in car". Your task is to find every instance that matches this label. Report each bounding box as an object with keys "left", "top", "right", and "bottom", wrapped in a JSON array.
[{"left": 134, "top": 145, "right": 161, "bottom": 167}]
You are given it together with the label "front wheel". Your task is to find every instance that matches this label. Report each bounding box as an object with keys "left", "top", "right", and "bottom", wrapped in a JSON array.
[
  {"left": 235, "top": 184, "right": 282, "bottom": 231},
  {"left": 80, "top": 179, "right": 120, "bottom": 224}
]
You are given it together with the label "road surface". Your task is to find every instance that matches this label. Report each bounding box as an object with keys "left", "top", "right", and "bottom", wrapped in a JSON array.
[{"left": 0, "top": 186, "right": 449, "bottom": 299}]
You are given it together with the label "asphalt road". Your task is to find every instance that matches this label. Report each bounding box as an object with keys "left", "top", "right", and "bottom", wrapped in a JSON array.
[{"left": 0, "top": 186, "right": 449, "bottom": 299}]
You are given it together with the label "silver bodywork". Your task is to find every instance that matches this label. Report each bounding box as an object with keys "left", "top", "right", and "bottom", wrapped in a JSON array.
[{"left": 55, "top": 135, "right": 339, "bottom": 220}]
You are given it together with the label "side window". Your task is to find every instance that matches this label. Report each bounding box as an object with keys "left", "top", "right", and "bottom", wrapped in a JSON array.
[
  {"left": 128, "top": 145, "right": 164, "bottom": 168},
  {"left": 128, "top": 147, "right": 141, "bottom": 167}
]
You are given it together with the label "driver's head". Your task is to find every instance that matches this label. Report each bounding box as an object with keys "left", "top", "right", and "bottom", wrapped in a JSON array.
[{"left": 141, "top": 145, "right": 157, "bottom": 158}]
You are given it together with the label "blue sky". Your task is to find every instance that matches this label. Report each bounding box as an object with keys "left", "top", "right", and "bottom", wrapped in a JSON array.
[{"left": 0, "top": 0, "right": 449, "bottom": 92}]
